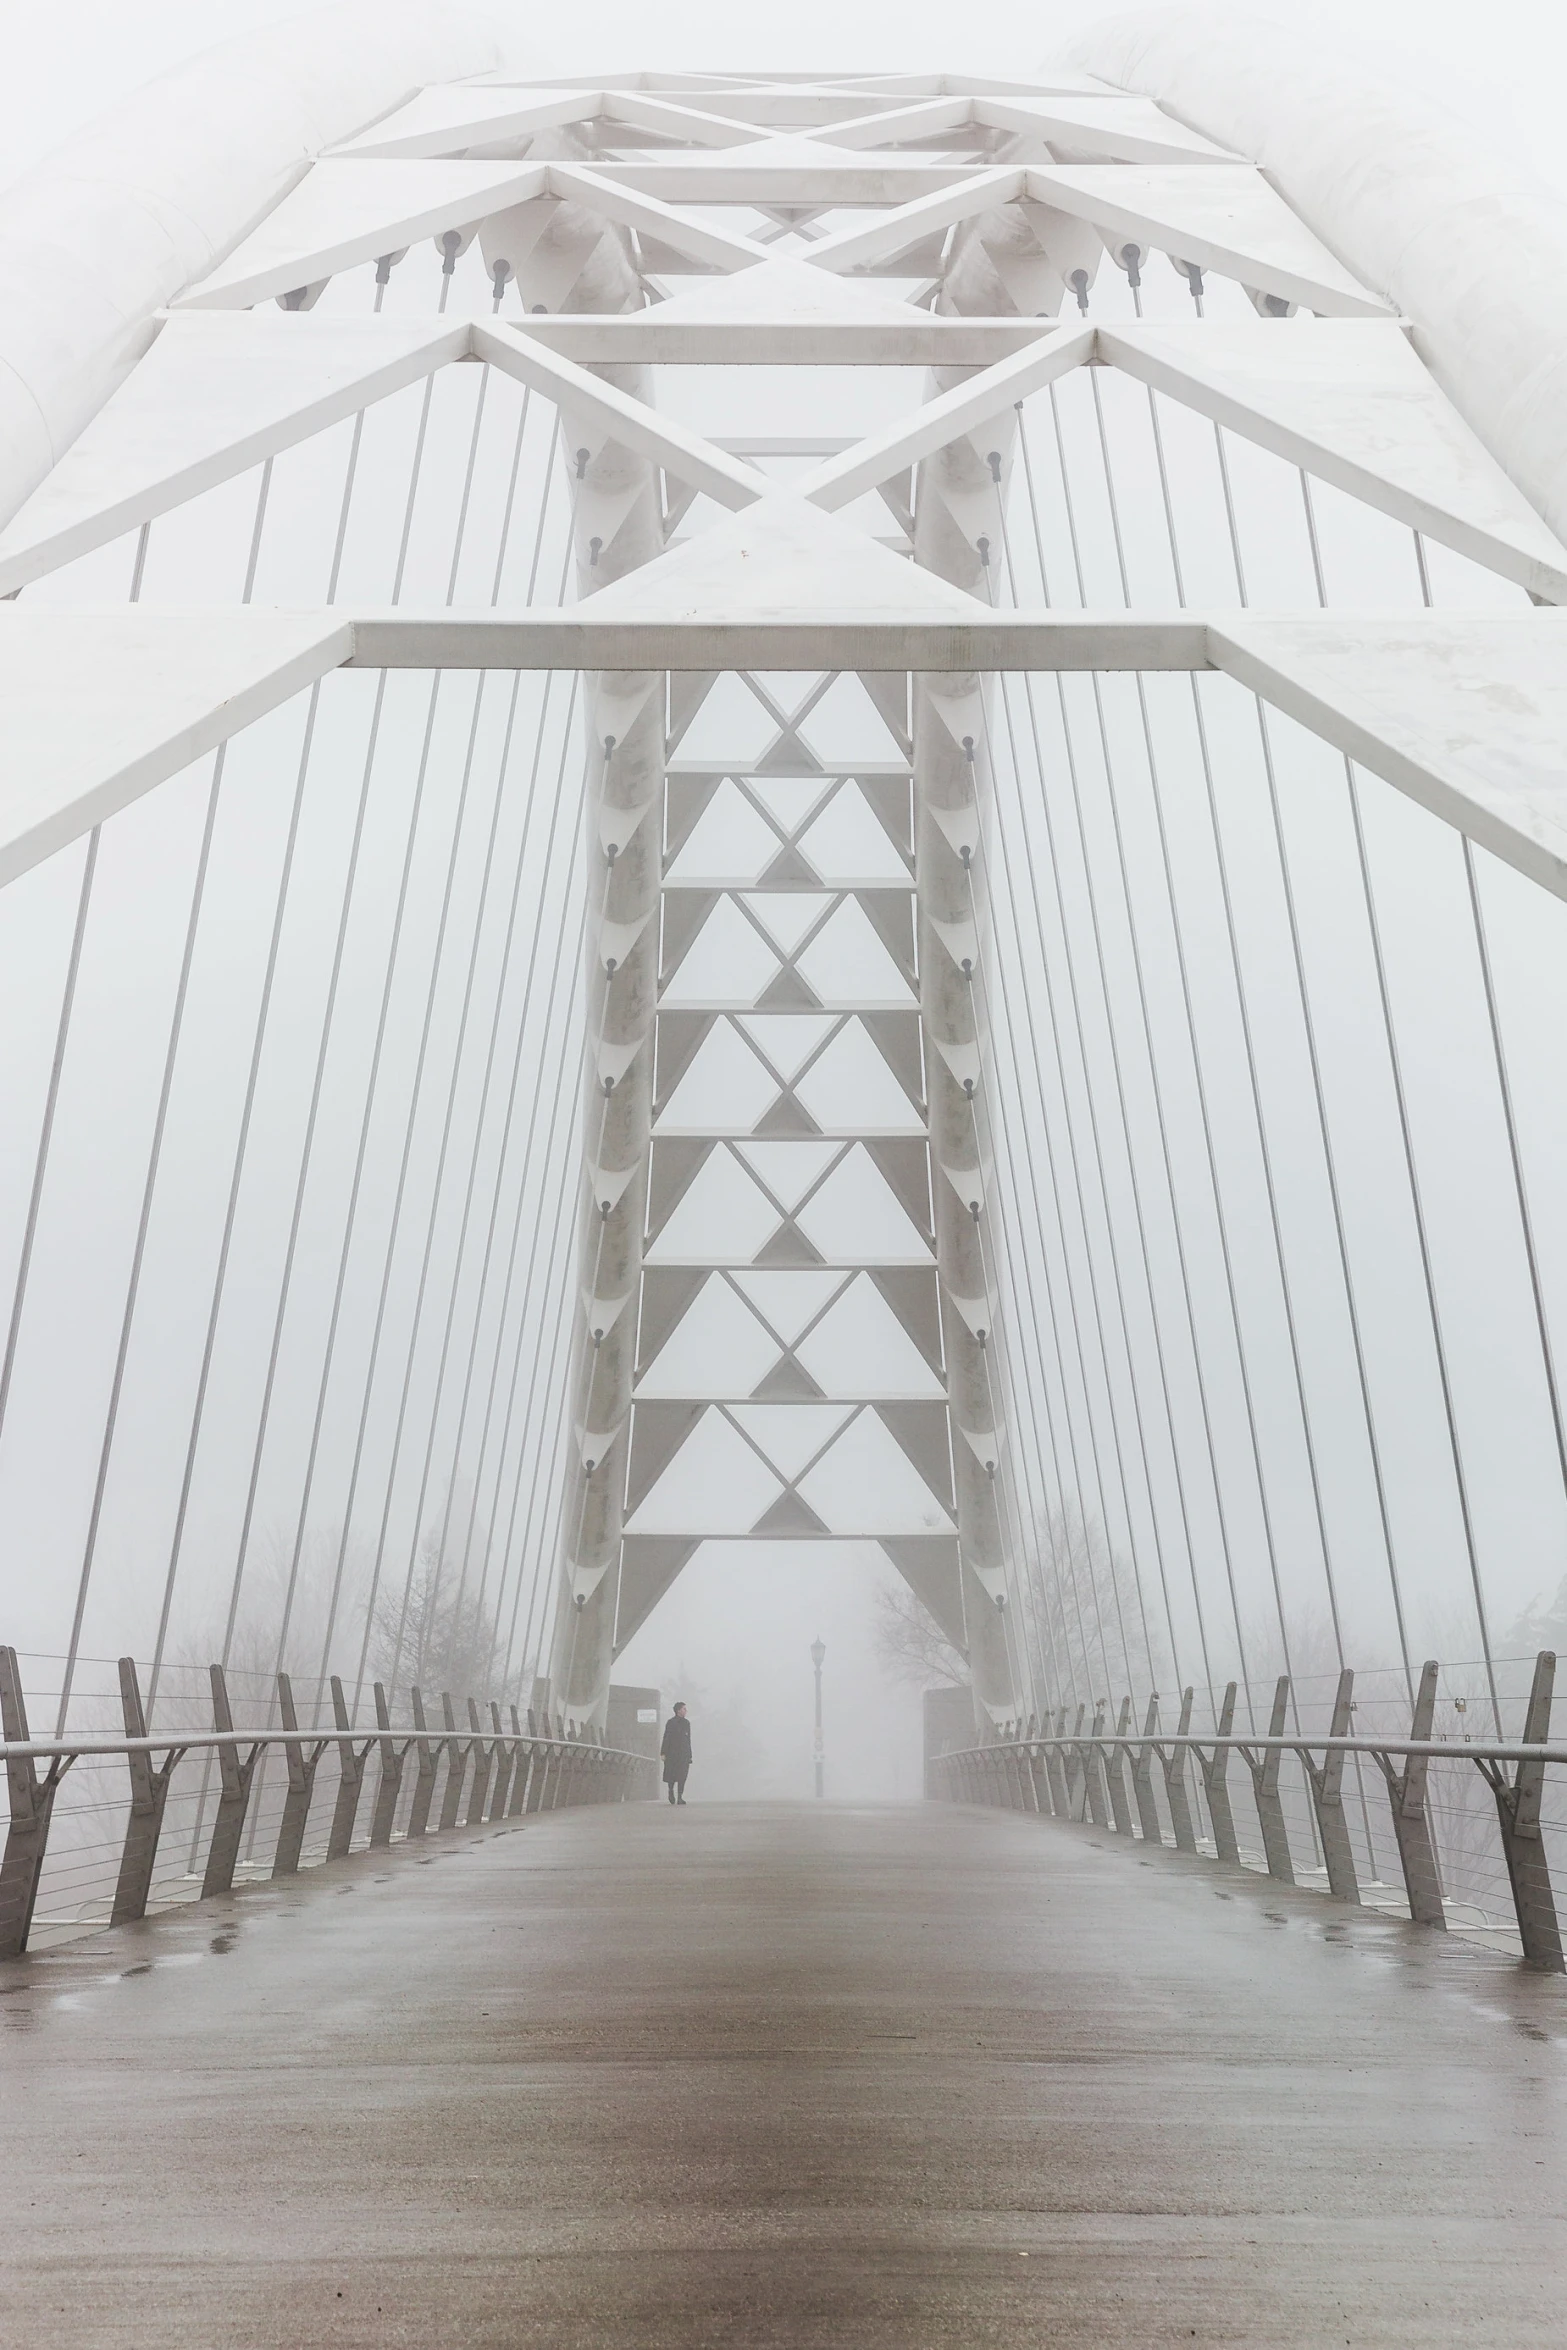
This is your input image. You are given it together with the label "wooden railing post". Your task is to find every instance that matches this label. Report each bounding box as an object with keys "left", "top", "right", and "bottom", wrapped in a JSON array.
[
  {"left": 112, "top": 1658, "right": 185, "bottom": 1923},
  {"left": 0, "top": 1646, "right": 71, "bottom": 1957},
  {"left": 1477, "top": 1650, "right": 1563, "bottom": 1972},
  {"left": 201, "top": 1664, "right": 261, "bottom": 1897}
]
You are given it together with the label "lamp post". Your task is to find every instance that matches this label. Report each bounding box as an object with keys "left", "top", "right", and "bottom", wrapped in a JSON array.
[{"left": 810, "top": 1638, "right": 826, "bottom": 1798}]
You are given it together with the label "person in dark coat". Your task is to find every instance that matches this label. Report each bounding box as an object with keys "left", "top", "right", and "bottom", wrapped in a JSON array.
[{"left": 660, "top": 1702, "right": 692, "bottom": 1805}]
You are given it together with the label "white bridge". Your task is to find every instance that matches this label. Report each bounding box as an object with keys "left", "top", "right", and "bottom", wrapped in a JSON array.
[{"left": 3, "top": 11, "right": 1567, "bottom": 1915}]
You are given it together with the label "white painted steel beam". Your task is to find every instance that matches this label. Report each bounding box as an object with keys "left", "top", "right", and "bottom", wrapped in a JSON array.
[
  {"left": 1209, "top": 612, "right": 1567, "bottom": 901},
  {"left": 1026, "top": 165, "right": 1391, "bottom": 315},
  {"left": 0, "top": 610, "right": 352, "bottom": 885},
  {"left": 976, "top": 93, "right": 1240, "bottom": 165},
  {"left": 345, "top": 608, "right": 1210, "bottom": 671},
  {"left": 545, "top": 164, "right": 772, "bottom": 269},
  {"left": 803, "top": 171, "right": 1026, "bottom": 274},
  {"left": 0, "top": 315, "right": 469, "bottom": 594},
  {"left": 472, "top": 324, "right": 770, "bottom": 508},
  {"left": 330, "top": 86, "right": 601, "bottom": 158},
  {"left": 15, "top": 609, "right": 1567, "bottom": 911},
  {"left": 794, "top": 327, "right": 1094, "bottom": 510},
  {"left": 178, "top": 161, "right": 550, "bottom": 309},
  {"left": 515, "top": 312, "right": 1051, "bottom": 365},
  {"left": 586, "top": 153, "right": 981, "bottom": 205},
  {"left": 1097, "top": 320, "right": 1567, "bottom": 602}
]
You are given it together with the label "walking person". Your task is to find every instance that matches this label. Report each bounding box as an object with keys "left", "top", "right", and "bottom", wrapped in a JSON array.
[{"left": 661, "top": 1701, "right": 691, "bottom": 1806}]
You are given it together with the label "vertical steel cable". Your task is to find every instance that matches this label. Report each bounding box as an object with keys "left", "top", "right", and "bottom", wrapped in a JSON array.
[
  {"left": 988, "top": 675, "right": 1182, "bottom": 1698},
  {"left": 280, "top": 382, "right": 542, "bottom": 1715},
  {"left": 1462, "top": 837, "right": 1567, "bottom": 1506},
  {"left": 460, "top": 880, "right": 589, "bottom": 1660},
  {"left": 1082, "top": 366, "right": 1293, "bottom": 1719},
  {"left": 1039, "top": 383, "right": 1255, "bottom": 1720},
  {"left": 55, "top": 469, "right": 272, "bottom": 1734},
  {"left": 977, "top": 515, "right": 1174, "bottom": 1692},
  {"left": 384, "top": 668, "right": 584, "bottom": 1680},
  {"left": 1342, "top": 762, "right": 1503, "bottom": 1728},
  {"left": 0, "top": 830, "right": 100, "bottom": 1460},
  {"left": 147, "top": 402, "right": 371, "bottom": 1716},
  {"left": 436, "top": 717, "right": 590, "bottom": 1656},
  {"left": 1201, "top": 459, "right": 1418, "bottom": 1701},
  {"left": 1009, "top": 421, "right": 1220, "bottom": 1710},
  {"left": 960, "top": 724, "right": 1133, "bottom": 1701},
  {"left": 1135, "top": 375, "right": 1353, "bottom": 1702},
  {"left": 325, "top": 424, "right": 569, "bottom": 1719},
  {"left": 491, "top": 1103, "right": 585, "bottom": 1694},
  {"left": 211, "top": 237, "right": 465, "bottom": 1694},
  {"left": 993, "top": 467, "right": 1199, "bottom": 1701},
  {"left": 374, "top": 616, "right": 576, "bottom": 1704},
  {"left": 0, "top": 522, "right": 147, "bottom": 1494},
  {"left": 340, "top": 675, "right": 573, "bottom": 1711}
]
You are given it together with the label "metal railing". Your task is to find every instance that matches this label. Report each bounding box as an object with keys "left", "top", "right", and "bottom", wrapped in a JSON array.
[
  {"left": 933, "top": 1653, "right": 1566, "bottom": 1974},
  {"left": 0, "top": 1645, "right": 646, "bottom": 1959}
]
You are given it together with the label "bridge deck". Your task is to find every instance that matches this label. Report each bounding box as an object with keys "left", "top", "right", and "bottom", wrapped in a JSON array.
[{"left": 2, "top": 1799, "right": 1562, "bottom": 2347}]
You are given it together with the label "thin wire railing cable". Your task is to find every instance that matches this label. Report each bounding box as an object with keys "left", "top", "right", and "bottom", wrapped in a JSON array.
[{"left": 54, "top": 465, "right": 273, "bottom": 1735}]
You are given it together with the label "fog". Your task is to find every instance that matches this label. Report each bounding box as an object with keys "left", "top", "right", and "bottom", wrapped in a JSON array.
[{"left": 5, "top": 1, "right": 1567, "bottom": 1803}]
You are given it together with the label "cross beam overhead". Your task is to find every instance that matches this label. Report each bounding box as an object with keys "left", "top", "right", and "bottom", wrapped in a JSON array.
[{"left": 6, "top": 47, "right": 1567, "bottom": 1788}]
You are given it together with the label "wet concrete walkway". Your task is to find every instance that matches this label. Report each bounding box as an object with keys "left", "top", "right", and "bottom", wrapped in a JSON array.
[{"left": 2, "top": 1798, "right": 1564, "bottom": 2347}]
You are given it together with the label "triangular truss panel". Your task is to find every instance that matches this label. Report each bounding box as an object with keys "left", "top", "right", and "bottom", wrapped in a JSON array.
[{"left": 10, "top": 55, "right": 1567, "bottom": 1750}]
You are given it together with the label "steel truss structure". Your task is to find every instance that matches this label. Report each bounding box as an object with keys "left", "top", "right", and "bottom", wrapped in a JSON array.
[{"left": 6, "top": 38, "right": 1567, "bottom": 1790}]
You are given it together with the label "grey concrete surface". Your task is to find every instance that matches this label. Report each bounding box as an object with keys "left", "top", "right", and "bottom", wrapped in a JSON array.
[{"left": 1, "top": 1798, "right": 1564, "bottom": 2348}]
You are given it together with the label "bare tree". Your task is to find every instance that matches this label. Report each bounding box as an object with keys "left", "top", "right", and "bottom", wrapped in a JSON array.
[
  {"left": 364, "top": 1526, "right": 520, "bottom": 1712},
  {"left": 1020, "top": 1501, "right": 1169, "bottom": 1714},
  {"left": 873, "top": 1576, "right": 968, "bottom": 1690}
]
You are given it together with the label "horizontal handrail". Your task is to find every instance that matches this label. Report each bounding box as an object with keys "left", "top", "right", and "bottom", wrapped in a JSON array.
[
  {"left": 931, "top": 1652, "right": 1565, "bottom": 1975},
  {"left": 940, "top": 1735, "right": 1567, "bottom": 1766},
  {"left": 1, "top": 1642, "right": 655, "bottom": 1960},
  {"left": 1, "top": 1731, "right": 631, "bottom": 1762}
]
